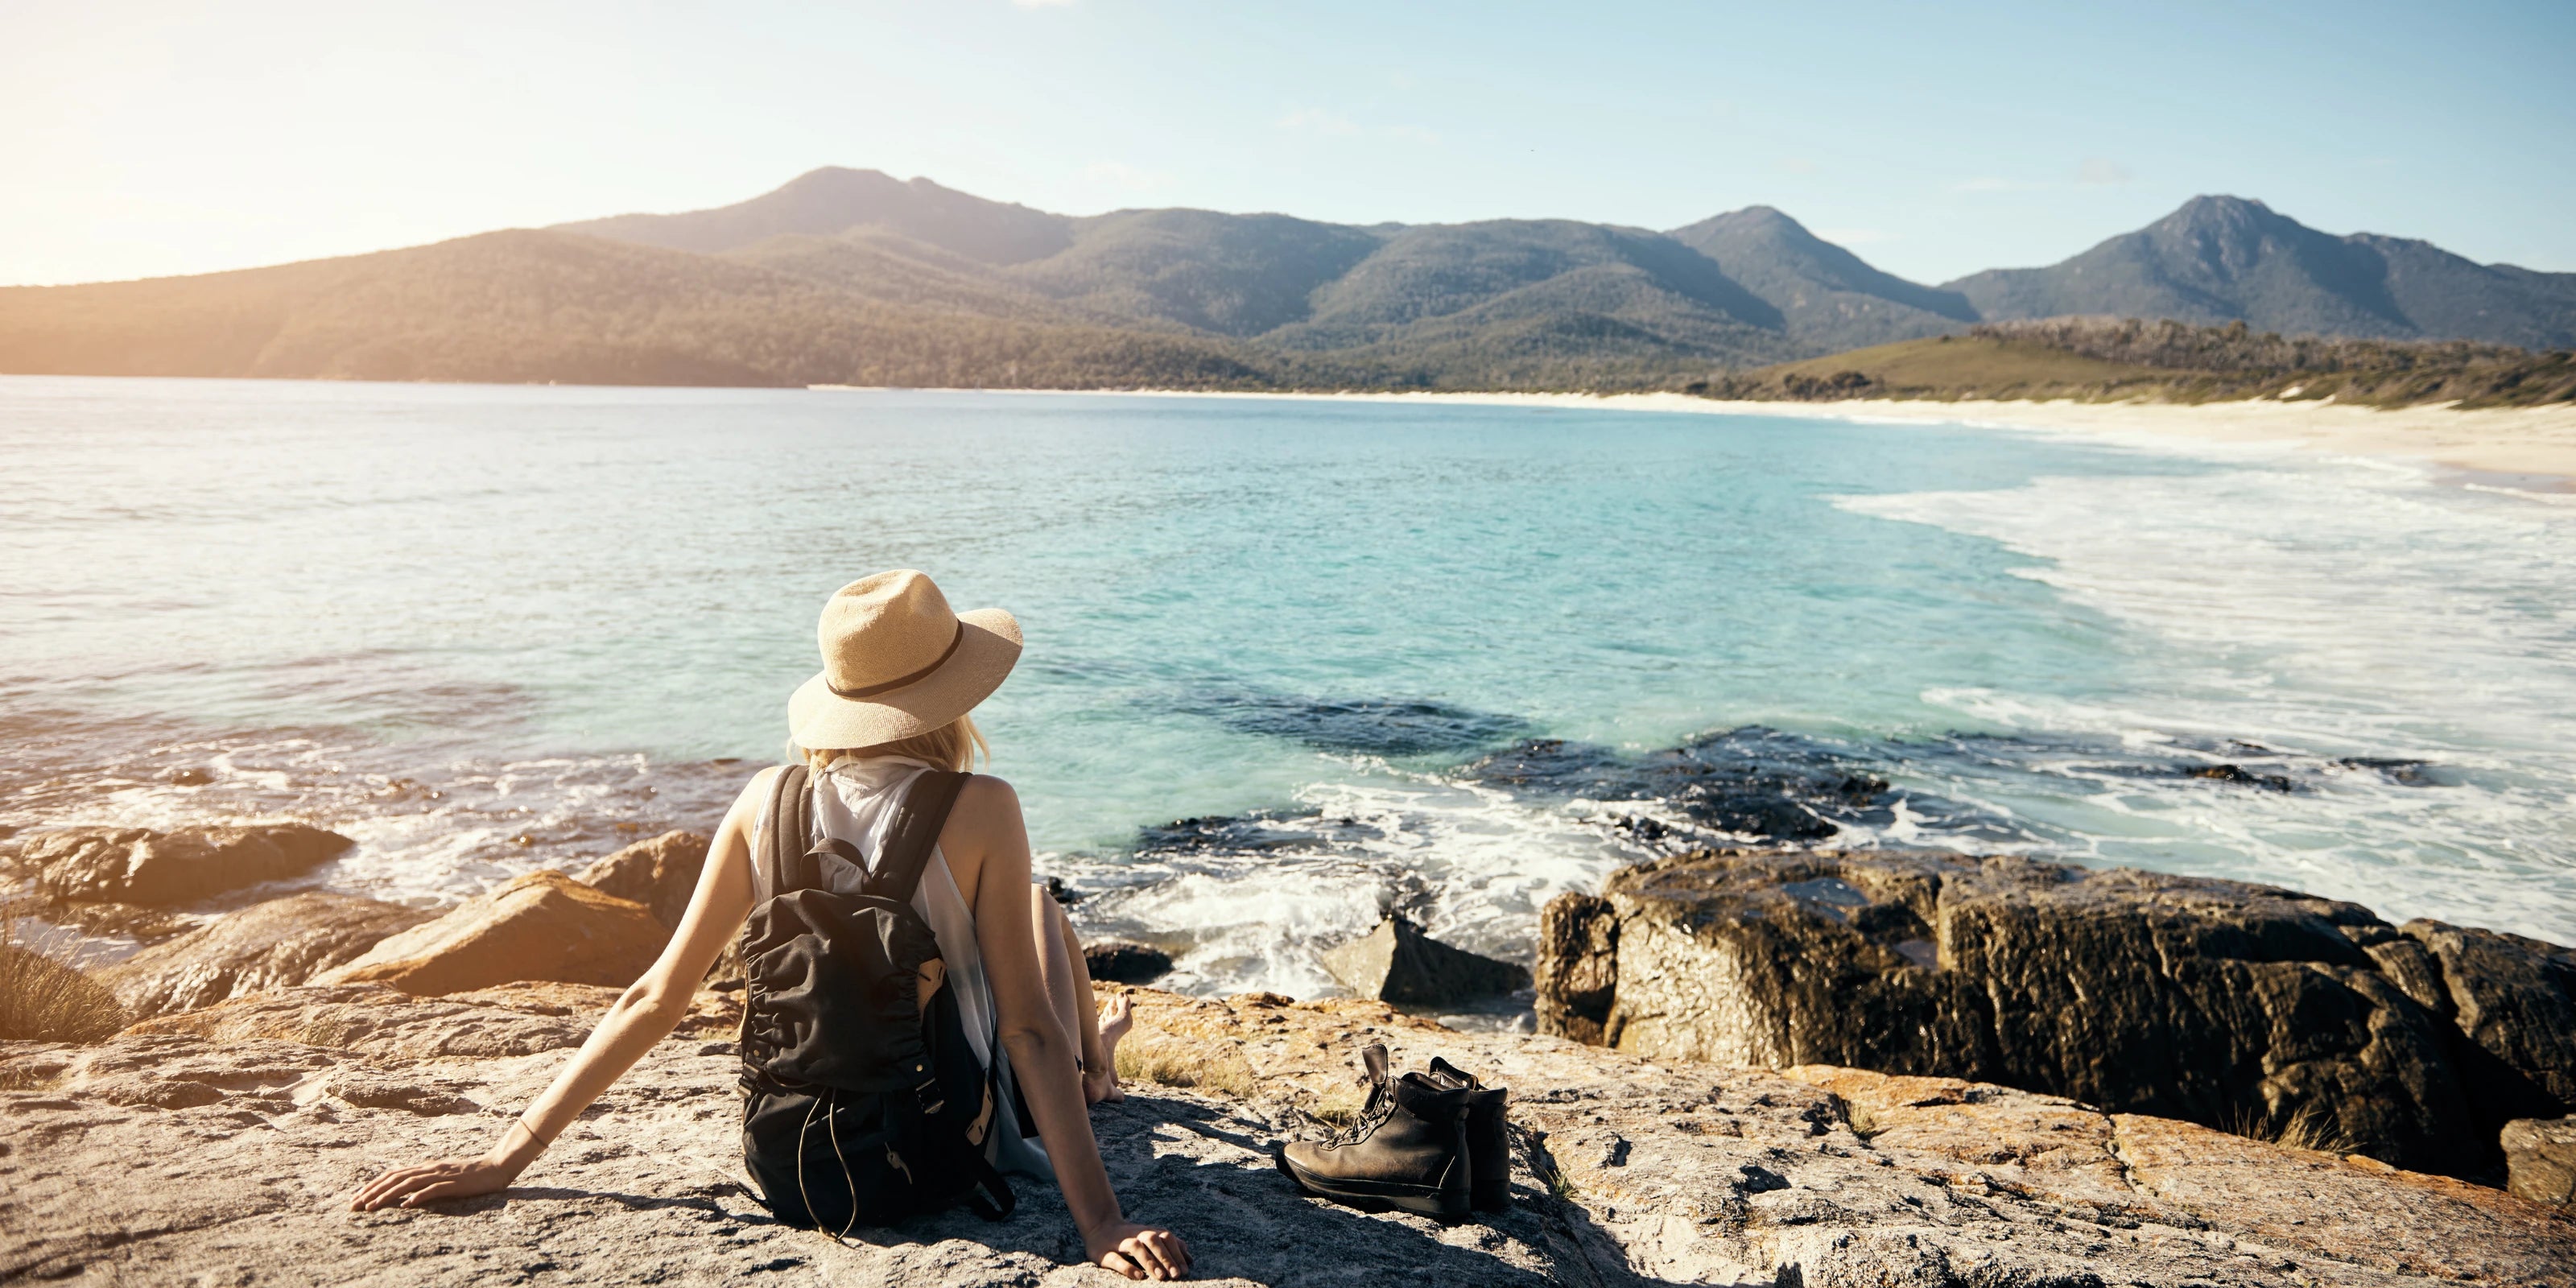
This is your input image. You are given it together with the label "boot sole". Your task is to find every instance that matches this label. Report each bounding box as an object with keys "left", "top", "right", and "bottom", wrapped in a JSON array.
[{"left": 1275, "top": 1150, "right": 1470, "bottom": 1220}]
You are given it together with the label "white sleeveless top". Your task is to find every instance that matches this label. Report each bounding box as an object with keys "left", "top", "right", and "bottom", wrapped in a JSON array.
[{"left": 754, "top": 754, "right": 1050, "bottom": 1177}]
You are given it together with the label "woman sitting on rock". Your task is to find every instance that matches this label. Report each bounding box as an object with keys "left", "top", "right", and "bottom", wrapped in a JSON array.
[{"left": 353, "top": 571, "right": 1190, "bottom": 1282}]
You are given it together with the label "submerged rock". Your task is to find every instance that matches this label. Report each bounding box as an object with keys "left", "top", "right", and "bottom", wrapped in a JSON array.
[
  {"left": 96, "top": 891, "right": 432, "bottom": 1019},
  {"left": 6, "top": 985, "right": 2568, "bottom": 1285},
  {"left": 1083, "top": 939, "right": 1174, "bottom": 985},
  {"left": 1320, "top": 915, "right": 1530, "bottom": 1007},
  {"left": 315, "top": 870, "right": 665, "bottom": 996},
  {"left": 2502, "top": 1117, "right": 2576, "bottom": 1204},
  {"left": 19, "top": 824, "right": 353, "bottom": 905},
  {"left": 1536, "top": 848, "right": 2576, "bottom": 1179}
]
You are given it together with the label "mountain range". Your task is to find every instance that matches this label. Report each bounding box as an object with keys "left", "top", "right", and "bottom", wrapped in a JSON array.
[{"left": 3, "top": 167, "right": 2570, "bottom": 390}]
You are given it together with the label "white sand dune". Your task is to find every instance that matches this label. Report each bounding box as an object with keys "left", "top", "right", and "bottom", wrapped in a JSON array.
[{"left": 1039, "top": 389, "right": 2576, "bottom": 486}]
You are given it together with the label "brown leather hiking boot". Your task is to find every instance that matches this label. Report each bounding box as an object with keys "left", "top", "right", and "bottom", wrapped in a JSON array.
[
  {"left": 1277, "top": 1045, "right": 1472, "bottom": 1219},
  {"left": 1424, "top": 1055, "right": 1511, "bottom": 1212}
]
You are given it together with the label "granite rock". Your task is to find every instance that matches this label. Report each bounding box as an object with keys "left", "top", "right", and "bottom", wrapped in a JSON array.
[
  {"left": 96, "top": 891, "right": 434, "bottom": 1018},
  {"left": 5, "top": 985, "right": 2568, "bottom": 1286},
  {"left": 315, "top": 869, "right": 667, "bottom": 996},
  {"left": 1533, "top": 848, "right": 2576, "bottom": 1178},
  {"left": 19, "top": 824, "right": 353, "bottom": 905},
  {"left": 2500, "top": 1117, "right": 2576, "bottom": 1205},
  {"left": 2401, "top": 919, "right": 2576, "bottom": 1129},
  {"left": 1319, "top": 916, "right": 1530, "bottom": 1008},
  {"left": 573, "top": 830, "right": 712, "bottom": 929}
]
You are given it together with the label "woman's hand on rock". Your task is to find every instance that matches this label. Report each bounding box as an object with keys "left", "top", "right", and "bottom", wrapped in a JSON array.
[
  {"left": 349, "top": 1153, "right": 522, "bottom": 1212},
  {"left": 1084, "top": 1219, "right": 1191, "bottom": 1280}
]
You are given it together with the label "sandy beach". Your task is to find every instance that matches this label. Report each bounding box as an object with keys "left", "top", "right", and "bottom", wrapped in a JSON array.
[{"left": 1031, "top": 389, "right": 2576, "bottom": 489}]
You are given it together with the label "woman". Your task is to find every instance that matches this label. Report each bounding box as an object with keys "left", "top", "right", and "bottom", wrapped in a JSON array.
[{"left": 353, "top": 571, "right": 1193, "bottom": 1282}]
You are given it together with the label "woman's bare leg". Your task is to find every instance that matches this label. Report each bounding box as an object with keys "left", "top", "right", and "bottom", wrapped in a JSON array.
[{"left": 1030, "top": 884, "right": 1125, "bottom": 1104}]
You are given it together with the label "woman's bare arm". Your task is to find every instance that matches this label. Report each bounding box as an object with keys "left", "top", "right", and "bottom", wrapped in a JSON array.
[
  {"left": 350, "top": 768, "right": 772, "bottom": 1211},
  {"left": 952, "top": 776, "right": 1191, "bottom": 1281}
]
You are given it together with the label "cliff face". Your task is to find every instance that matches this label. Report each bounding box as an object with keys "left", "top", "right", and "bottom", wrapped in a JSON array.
[
  {"left": 6, "top": 982, "right": 2570, "bottom": 1286},
  {"left": 1537, "top": 849, "right": 2576, "bottom": 1179}
]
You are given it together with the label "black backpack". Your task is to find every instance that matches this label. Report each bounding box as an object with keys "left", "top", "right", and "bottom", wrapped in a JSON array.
[{"left": 737, "top": 763, "right": 1017, "bottom": 1234}]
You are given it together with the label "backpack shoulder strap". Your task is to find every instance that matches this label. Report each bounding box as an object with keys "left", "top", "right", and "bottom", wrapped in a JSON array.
[
  {"left": 762, "top": 764, "right": 812, "bottom": 898},
  {"left": 865, "top": 770, "right": 970, "bottom": 902}
]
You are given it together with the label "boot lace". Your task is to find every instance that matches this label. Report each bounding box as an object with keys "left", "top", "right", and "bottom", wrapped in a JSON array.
[{"left": 1319, "top": 1081, "right": 1395, "bottom": 1147}]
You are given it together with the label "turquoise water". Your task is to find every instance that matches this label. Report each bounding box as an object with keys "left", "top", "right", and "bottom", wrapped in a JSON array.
[{"left": 5, "top": 377, "right": 2572, "bottom": 996}]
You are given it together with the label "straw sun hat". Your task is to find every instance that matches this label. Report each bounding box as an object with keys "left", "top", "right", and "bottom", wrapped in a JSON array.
[{"left": 786, "top": 570, "right": 1022, "bottom": 750}]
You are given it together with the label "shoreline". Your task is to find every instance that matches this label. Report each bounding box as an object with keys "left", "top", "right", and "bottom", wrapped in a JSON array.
[{"left": 895, "top": 386, "right": 2576, "bottom": 489}]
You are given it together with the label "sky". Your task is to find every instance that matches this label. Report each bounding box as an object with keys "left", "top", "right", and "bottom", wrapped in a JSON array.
[{"left": 4, "top": 0, "right": 2571, "bottom": 287}]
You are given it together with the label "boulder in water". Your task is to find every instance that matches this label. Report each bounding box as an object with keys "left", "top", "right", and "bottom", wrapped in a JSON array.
[
  {"left": 314, "top": 870, "right": 664, "bottom": 996},
  {"left": 1321, "top": 915, "right": 1530, "bottom": 1007},
  {"left": 94, "top": 891, "right": 431, "bottom": 1019},
  {"left": 19, "top": 824, "right": 353, "bottom": 905},
  {"left": 1084, "top": 940, "right": 1174, "bottom": 985}
]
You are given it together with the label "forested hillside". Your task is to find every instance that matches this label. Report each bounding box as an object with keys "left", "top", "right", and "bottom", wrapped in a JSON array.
[{"left": 4, "top": 168, "right": 2568, "bottom": 391}]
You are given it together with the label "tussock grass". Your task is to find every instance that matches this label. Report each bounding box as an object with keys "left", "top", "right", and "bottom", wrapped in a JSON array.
[
  {"left": 1, "top": 914, "right": 131, "bottom": 1043},
  {"left": 2219, "top": 1102, "right": 2359, "bottom": 1156},
  {"left": 1113, "top": 1035, "right": 1261, "bottom": 1100}
]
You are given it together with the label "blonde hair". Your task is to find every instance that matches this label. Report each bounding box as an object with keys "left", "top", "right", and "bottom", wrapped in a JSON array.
[{"left": 802, "top": 713, "right": 989, "bottom": 774}]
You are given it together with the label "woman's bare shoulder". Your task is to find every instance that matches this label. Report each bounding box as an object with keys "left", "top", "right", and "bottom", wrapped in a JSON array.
[
  {"left": 943, "top": 774, "right": 1024, "bottom": 853},
  {"left": 957, "top": 772, "right": 1019, "bottom": 809},
  {"left": 724, "top": 765, "right": 787, "bottom": 824}
]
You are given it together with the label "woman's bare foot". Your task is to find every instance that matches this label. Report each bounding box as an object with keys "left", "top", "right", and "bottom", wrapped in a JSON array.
[{"left": 1086, "top": 993, "right": 1133, "bottom": 1104}]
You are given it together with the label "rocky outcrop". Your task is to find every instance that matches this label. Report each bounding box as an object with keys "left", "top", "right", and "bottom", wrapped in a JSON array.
[
  {"left": 2399, "top": 920, "right": 2576, "bottom": 1127},
  {"left": 572, "top": 829, "right": 712, "bottom": 928},
  {"left": 1319, "top": 915, "right": 1530, "bottom": 1007},
  {"left": 95, "top": 891, "right": 432, "bottom": 1018},
  {"left": 313, "top": 870, "right": 666, "bottom": 996},
  {"left": 17, "top": 824, "right": 353, "bottom": 904},
  {"left": 1538, "top": 849, "right": 2576, "bottom": 1179},
  {"left": 6, "top": 985, "right": 2569, "bottom": 1286},
  {"left": 2503, "top": 1117, "right": 2576, "bottom": 1205}
]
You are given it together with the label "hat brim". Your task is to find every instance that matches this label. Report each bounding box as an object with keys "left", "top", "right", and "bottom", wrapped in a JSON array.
[{"left": 787, "top": 607, "right": 1022, "bottom": 750}]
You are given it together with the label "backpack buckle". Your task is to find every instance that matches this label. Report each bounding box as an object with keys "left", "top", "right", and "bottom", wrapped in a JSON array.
[{"left": 914, "top": 1076, "right": 947, "bottom": 1117}]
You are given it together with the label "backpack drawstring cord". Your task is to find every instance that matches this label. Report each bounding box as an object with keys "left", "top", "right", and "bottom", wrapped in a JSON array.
[{"left": 793, "top": 1091, "right": 862, "bottom": 1245}]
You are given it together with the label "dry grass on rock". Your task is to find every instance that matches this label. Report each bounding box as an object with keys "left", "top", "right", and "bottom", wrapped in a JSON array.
[{"left": 1, "top": 923, "right": 131, "bottom": 1043}]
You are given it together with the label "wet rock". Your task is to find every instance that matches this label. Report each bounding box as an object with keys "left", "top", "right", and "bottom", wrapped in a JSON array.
[
  {"left": 1538, "top": 848, "right": 2511, "bottom": 1176},
  {"left": 1083, "top": 939, "right": 1174, "bottom": 985},
  {"left": 19, "top": 824, "right": 353, "bottom": 905},
  {"left": 1319, "top": 915, "right": 1530, "bottom": 1007},
  {"left": 1463, "top": 728, "right": 1897, "bottom": 843},
  {"left": 10, "top": 987, "right": 2570, "bottom": 1286},
  {"left": 572, "top": 829, "right": 712, "bottom": 929},
  {"left": 314, "top": 870, "right": 665, "bottom": 996},
  {"left": 11, "top": 896, "right": 196, "bottom": 943},
  {"left": 95, "top": 891, "right": 433, "bottom": 1019},
  {"left": 2500, "top": 1117, "right": 2576, "bottom": 1204}
]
